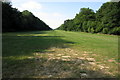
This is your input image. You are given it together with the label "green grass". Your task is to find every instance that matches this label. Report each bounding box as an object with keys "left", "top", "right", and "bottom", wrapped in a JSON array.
[{"left": 2, "top": 30, "right": 119, "bottom": 78}]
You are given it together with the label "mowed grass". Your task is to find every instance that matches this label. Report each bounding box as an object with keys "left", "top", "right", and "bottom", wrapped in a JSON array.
[{"left": 2, "top": 30, "right": 119, "bottom": 78}]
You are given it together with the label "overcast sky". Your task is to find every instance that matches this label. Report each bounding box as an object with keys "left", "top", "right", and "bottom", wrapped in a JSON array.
[{"left": 11, "top": 0, "right": 110, "bottom": 29}]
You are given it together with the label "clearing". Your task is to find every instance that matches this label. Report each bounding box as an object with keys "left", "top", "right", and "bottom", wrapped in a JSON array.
[{"left": 2, "top": 30, "right": 119, "bottom": 78}]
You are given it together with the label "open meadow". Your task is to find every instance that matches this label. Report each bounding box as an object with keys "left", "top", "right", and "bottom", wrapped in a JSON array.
[{"left": 2, "top": 30, "right": 119, "bottom": 78}]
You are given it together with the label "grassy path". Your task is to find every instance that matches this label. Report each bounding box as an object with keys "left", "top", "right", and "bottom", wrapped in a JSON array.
[{"left": 2, "top": 30, "right": 119, "bottom": 78}]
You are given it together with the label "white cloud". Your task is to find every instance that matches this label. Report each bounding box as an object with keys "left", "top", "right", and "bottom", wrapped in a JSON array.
[
  {"left": 21, "top": 1, "right": 42, "bottom": 9},
  {"left": 52, "top": 13, "right": 62, "bottom": 17},
  {"left": 33, "top": 12, "right": 68, "bottom": 29},
  {"left": 11, "top": 0, "right": 72, "bottom": 29},
  {"left": 12, "top": 1, "right": 42, "bottom": 12},
  {"left": 21, "top": 1, "right": 42, "bottom": 10}
]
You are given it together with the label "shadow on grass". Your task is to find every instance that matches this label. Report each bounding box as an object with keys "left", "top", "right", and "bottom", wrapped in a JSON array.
[
  {"left": 2, "top": 57, "right": 115, "bottom": 78},
  {"left": 2, "top": 35, "right": 74, "bottom": 57},
  {"left": 2, "top": 31, "right": 117, "bottom": 78},
  {"left": 17, "top": 36, "right": 64, "bottom": 37}
]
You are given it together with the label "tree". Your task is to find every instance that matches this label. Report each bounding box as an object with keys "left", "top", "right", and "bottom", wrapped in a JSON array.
[
  {"left": 2, "top": 2, "right": 51, "bottom": 32},
  {"left": 58, "top": 2, "right": 120, "bottom": 35}
]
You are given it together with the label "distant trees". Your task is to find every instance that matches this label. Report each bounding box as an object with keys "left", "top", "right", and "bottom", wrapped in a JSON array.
[
  {"left": 58, "top": 2, "right": 120, "bottom": 35},
  {"left": 21, "top": 10, "right": 51, "bottom": 31},
  {"left": 2, "top": 1, "right": 51, "bottom": 32}
]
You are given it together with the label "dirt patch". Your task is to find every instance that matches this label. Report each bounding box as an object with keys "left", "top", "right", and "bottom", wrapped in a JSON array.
[
  {"left": 3, "top": 47, "right": 118, "bottom": 78},
  {"left": 32, "top": 47, "right": 117, "bottom": 78}
]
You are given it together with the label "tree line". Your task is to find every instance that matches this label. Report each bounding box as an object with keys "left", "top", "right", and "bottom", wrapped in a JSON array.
[
  {"left": 2, "top": 1, "right": 52, "bottom": 32},
  {"left": 57, "top": 2, "right": 120, "bottom": 35}
]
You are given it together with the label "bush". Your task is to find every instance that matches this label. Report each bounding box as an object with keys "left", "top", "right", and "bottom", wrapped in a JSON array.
[
  {"left": 88, "top": 27, "right": 91, "bottom": 33},
  {"left": 109, "top": 27, "right": 120, "bottom": 35},
  {"left": 91, "top": 27, "right": 95, "bottom": 33},
  {"left": 95, "top": 22, "right": 104, "bottom": 33},
  {"left": 102, "top": 28, "right": 108, "bottom": 34}
]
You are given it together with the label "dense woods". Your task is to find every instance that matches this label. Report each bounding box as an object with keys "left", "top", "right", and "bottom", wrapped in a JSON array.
[
  {"left": 2, "top": 1, "right": 52, "bottom": 32},
  {"left": 58, "top": 2, "right": 120, "bottom": 35}
]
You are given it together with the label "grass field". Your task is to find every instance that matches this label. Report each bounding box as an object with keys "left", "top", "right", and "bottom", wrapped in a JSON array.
[{"left": 2, "top": 30, "right": 119, "bottom": 78}]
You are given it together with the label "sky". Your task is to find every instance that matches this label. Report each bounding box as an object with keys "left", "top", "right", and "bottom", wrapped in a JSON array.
[{"left": 11, "top": 0, "right": 110, "bottom": 29}]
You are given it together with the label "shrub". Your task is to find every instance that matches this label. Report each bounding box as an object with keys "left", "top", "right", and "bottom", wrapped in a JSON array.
[
  {"left": 102, "top": 28, "right": 108, "bottom": 34},
  {"left": 109, "top": 27, "right": 120, "bottom": 35},
  {"left": 88, "top": 27, "right": 91, "bottom": 33},
  {"left": 91, "top": 27, "right": 95, "bottom": 33}
]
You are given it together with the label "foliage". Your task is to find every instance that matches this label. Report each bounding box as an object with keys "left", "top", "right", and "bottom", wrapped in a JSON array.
[
  {"left": 58, "top": 2, "right": 120, "bottom": 35},
  {"left": 102, "top": 28, "right": 109, "bottom": 34},
  {"left": 2, "top": 1, "right": 52, "bottom": 32},
  {"left": 109, "top": 27, "right": 120, "bottom": 35}
]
